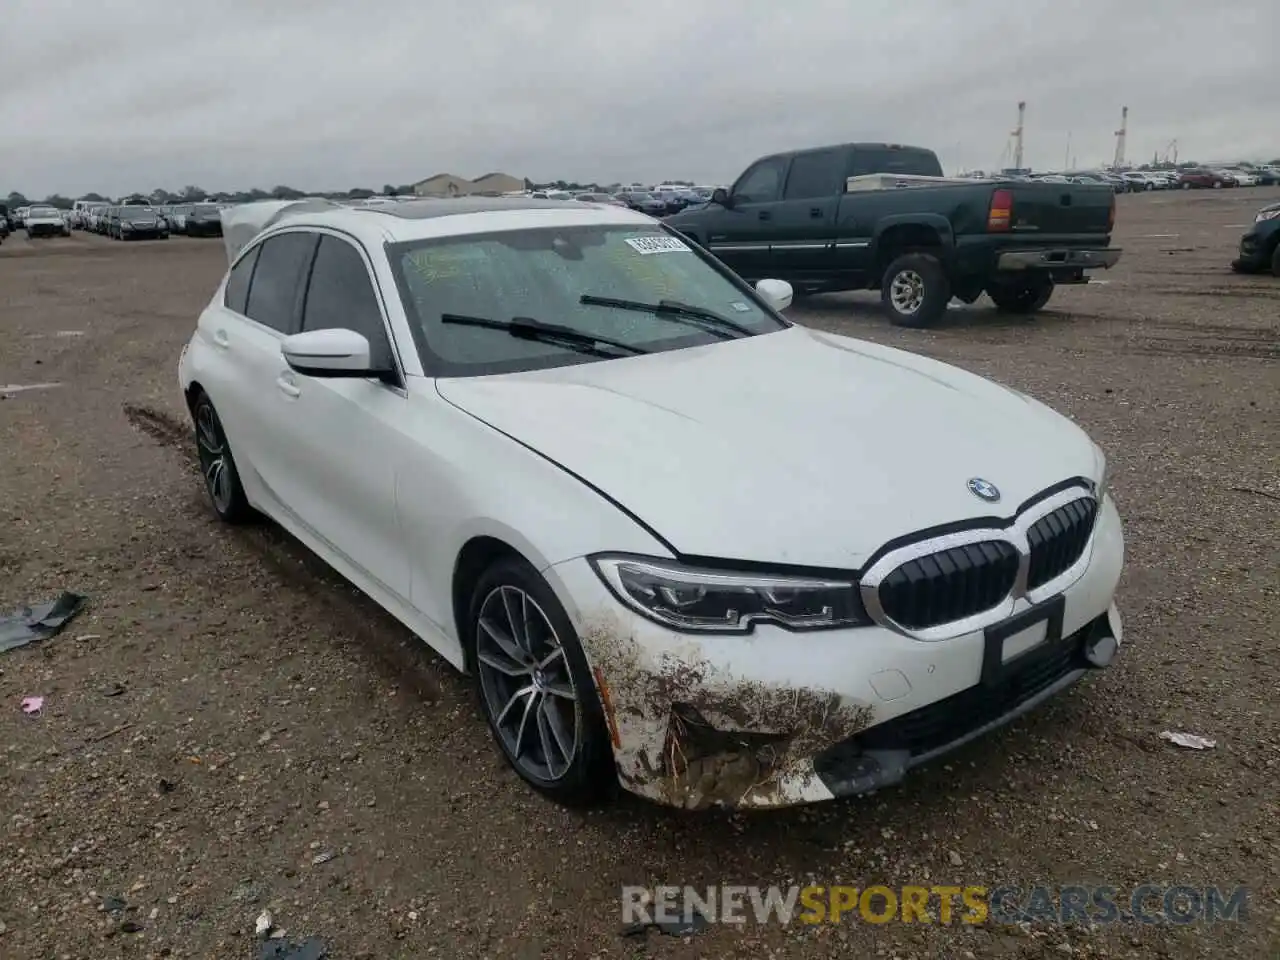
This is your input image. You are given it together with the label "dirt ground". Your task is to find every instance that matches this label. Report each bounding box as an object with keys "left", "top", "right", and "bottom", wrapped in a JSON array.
[{"left": 1, "top": 189, "right": 1277, "bottom": 960}]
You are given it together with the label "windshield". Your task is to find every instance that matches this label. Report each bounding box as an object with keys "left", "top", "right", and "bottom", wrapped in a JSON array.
[
  {"left": 389, "top": 224, "right": 787, "bottom": 376},
  {"left": 29, "top": 206, "right": 60, "bottom": 216},
  {"left": 122, "top": 207, "right": 155, "bottom": 217},
  {"left": 191, "top": 204, "right": 220, "bottom": 215}
]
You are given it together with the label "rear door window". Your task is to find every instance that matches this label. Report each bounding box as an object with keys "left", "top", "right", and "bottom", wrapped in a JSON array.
[{"left": 783, "top": 149, "right": 845, "bottom": 200}]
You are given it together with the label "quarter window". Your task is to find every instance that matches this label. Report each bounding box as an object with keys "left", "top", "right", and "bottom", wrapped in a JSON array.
[{"left": 223, "top": 246, "right": 259, "bottom": 315}]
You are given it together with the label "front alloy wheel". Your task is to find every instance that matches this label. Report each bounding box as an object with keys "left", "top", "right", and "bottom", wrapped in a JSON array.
[
  {"left": 468, "top": 558, "right": 614, "bottom": 806},
  {"left": 476, "top": 586, "right": 581, "bottom": 782},
  {"left": 192, "top": 393, "right": 251, "bottom": 522}
]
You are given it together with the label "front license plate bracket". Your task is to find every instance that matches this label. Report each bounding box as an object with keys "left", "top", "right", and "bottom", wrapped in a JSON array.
[{"left": 981, "top": 594, "right": 1066, "bottom": 688}]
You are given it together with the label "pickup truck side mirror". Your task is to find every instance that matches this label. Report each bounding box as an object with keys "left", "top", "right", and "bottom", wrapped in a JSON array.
[{"left": 711, "top": 187, "right": 732, "bottom": 208}]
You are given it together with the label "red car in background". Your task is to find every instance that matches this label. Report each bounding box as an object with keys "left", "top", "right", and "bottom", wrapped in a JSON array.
[{"left": 1177, "top": 168, "right": 1234, "bottom": 189}]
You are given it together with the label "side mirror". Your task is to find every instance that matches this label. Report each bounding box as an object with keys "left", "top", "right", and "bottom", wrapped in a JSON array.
[
  {"left": 755, "top": 278, "right": 794, "bottom": 312},
  {"left": 711, "top": 187, "right": 731, "bottom": 207},
  {"left": 281, "top": 328, "right": 383, "bottom": 378}
]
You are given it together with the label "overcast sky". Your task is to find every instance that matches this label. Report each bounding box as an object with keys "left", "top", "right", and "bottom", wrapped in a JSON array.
[{"left": 3, "top": 0, "right": 1273, "bottom": 198}]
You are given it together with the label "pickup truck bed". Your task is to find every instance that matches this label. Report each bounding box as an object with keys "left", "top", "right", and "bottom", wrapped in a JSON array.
[{"left": 665, "top": 143, "right": 1121, "bottom": 326}]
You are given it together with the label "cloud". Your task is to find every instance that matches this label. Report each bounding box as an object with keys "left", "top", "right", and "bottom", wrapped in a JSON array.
[{"left": 2, "top": 0, "right": 1274, "bottom": 197}]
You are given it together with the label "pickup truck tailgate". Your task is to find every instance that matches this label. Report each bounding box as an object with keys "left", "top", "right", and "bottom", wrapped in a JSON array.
[{"left": 1006, "top": 182, "right": 1113, "bottom": 235}]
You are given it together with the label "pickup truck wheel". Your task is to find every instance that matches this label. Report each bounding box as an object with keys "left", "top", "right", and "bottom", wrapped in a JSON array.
[
  {"left": 881, "top": 253, "right": 950, "bottom": 328},
  {"left": 988, "top": 277, "right": 1055, "bottom": 314}
]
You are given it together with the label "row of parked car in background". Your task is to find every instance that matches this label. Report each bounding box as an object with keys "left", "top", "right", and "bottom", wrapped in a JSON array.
[
  {"left": 0, "top": 200, "right": 225, "bottom": 241},
  {"left": 72, "top": 200, "right": 225, "bottom": 239},
  {"left": 1023, "top": 166, "right": 1279, "bottom": 191}
]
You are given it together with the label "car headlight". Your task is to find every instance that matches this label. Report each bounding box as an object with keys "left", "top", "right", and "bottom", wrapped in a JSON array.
[
  {"left": 590, "top": 555, "right": 869, "bottom": 633},
  {"left": 1256, "top": 209, "right": 1280, "bottom": 223}
]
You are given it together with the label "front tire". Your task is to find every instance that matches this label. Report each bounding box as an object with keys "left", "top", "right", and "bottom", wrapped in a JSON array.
[
  {"left": 1271, "top": 243, "right": 1280, "bottom": 279},
  {"left": 881, "top": 252, "right": 951, "bottom": 328},
  {"left": 191, "top": 391, "right": 252, "bottom": 523},
  {"left": 467, "top": 557, "right": 615, "bottom": 807},
  {"left": 987, "top": 276, "right": 1055, "bottom": 314}
]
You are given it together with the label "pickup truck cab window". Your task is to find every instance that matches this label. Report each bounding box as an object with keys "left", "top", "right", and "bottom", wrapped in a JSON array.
[
  {"left": 783, "top": 149, "right": 845, "bottom": 200},
  {"left": 732, "top": 158, "right": 787, "bottom": 204}
]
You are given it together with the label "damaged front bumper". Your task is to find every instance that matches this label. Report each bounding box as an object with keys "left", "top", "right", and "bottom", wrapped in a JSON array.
[{"left": 545, "top": 497, "right": 1125, "bottom": 811}]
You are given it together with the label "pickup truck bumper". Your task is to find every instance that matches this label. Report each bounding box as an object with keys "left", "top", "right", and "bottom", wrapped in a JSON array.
[{"left": 996, "top": 248, "right": 1122, "bottom": 271}]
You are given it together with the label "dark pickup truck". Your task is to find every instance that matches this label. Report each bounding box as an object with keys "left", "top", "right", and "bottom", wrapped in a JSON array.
[{"left": 664, "top": 142, "right": 1121, "bottom": 326}]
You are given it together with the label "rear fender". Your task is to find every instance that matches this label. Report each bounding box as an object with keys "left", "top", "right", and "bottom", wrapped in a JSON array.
[{"left": 870, "top": 214, "right": 955, "bottom": 278}]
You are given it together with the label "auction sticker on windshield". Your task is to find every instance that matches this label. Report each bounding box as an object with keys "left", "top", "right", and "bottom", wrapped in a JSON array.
[{"left": 624, "top": 236, "right": 690, "bottom": 255}]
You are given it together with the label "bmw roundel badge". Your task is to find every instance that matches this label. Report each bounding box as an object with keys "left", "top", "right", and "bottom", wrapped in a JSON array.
[{"left": 967, "top": 477, "right": 1001, "bottom": 503}]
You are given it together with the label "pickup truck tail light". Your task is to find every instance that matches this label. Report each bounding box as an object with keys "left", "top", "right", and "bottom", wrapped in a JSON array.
[{"left": 987, "top": 189, "right": 1013, "bottom": 232}]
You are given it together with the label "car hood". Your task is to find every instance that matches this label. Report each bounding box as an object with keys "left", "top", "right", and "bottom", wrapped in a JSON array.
[
  {"left": 27, "top": 215, "right": 63, "bottom": 224},
  {"left": 435, "top": 326, "right": 1101, "bottom": 568}
]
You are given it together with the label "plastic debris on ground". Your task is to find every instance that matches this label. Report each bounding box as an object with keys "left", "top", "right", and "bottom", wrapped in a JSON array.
[
  {"left": 20, "top": 696, "right": 44, "bottom": 716},
  {"left": 255, "top": 910, "right": 274, "bottom": 939},
  {"left": 1159, "top": 731, "right": 1217, "bottom": 750},
  {"left": 257, "top": 937, "right": 328, "bottom": 960},
  {"left": 0, "top": 592, "right": 88, "bottom": 653}
]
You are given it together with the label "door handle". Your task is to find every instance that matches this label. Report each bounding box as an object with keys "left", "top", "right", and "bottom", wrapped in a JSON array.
[
  {"left": 809, "top": 207, "right": 823, "bottom": 218},
  {"left": 758, "top": 210, "right": 772, "bottom": 221},
  {"left": 213, "top": 329, "right": 230, "bottom": 349},
  {"left": 276, "top": 373, "right": 301, "bottom": 399}
]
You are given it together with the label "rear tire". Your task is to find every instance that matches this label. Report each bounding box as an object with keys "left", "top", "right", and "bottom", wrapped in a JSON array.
[
  {"left": 987, "top": 276, "right": 1055, "bottom": 314},
  {"left": 466, "top": 557, "right": 615, "bottom": 807},
  {"left": 881, "top": 252, "right": 951, "bottom": 328},
  {"left": 191, "top": 391, "right": 252, "bottom": 523},
  {"left": 1271, "top": 243, "right": 1280, "bottom": 279}
]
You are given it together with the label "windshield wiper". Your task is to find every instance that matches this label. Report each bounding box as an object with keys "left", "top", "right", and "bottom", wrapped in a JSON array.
[
  {"left": 439, "top": 313, "right": 648, "bottom": 357},
  {"left": 578, "top": 295, "right": 755, "bottom": 339}
]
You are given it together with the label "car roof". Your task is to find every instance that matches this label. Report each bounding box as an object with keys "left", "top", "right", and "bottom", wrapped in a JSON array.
[
  {"left": 351, "top": 197, "right": 587, "bottom": 219},
  {"left": 255, "top": 197, "right": 658, "bottom": 247}
]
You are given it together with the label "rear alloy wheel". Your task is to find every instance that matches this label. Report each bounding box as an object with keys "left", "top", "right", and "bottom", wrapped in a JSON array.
[
  {"left": 881, "top": 252, "right": 951, "bottom": 328},
  {"left": 987, "top": 276, "right": 1055, "bottom": 314},
  {"left": 469, "top": 558, "right": 614, "bottom": 806},
  {"left": 192, "top": 392, "right": 252, "bottom": 523}
]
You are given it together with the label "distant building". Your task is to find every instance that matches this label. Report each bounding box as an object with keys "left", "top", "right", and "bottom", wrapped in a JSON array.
[
  {"left": 412, "top": 172, "right": 524, "bottom": 197},
  {"left": 469, "top": 172, "right": 525, "bottom": 195}
]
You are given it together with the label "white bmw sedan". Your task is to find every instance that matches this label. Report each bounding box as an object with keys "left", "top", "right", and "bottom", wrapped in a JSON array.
[{"left": 178, "top": 197, "right": 1124, "bottom": 810}]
